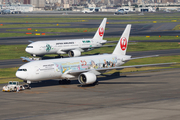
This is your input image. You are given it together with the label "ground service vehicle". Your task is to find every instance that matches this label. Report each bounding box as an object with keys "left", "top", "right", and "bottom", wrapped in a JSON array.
[{"left": 2, "top": 81, "right": 25, "bottom": 92}]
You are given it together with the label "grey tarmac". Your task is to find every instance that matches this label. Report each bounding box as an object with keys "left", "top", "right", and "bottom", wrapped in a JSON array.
[{"left": 0, "top": 68, "right": 180, "bottom": 120}]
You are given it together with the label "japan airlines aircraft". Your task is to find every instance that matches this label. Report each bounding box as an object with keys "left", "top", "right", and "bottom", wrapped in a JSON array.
[
  {"left": 16, "top": 24, "right": 174, "bottom": 87},
  {"left": 25, "top": 18, "right": 108, "bottom": 57}
]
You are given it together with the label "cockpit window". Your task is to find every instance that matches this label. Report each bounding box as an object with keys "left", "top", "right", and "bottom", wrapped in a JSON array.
[
  {"left": 9, "top": 82, "right": 12, "bottom": 85},
  {"left": 13, "top": 82, "right": 16, "bottom": 85},
  {"left": 26, "top": 46, "right": 33, "bottom": 48},
  {"left": 18, "top": 69, "right": 27, "bottom": 71}
]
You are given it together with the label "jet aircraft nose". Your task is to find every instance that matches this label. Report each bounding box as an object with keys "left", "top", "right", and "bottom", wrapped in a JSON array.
[
  {"left": 16, "top": 69, "right": 28, "bottom": 80},
  {"left": 25, "top": 45, "right": 34, "bottom": 54}
]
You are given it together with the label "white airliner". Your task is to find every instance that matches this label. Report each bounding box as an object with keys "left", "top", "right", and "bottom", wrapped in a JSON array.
[
  {"left": 25, "top": 18, "right": 108, "bottom": 57},
  {"left": 82, "top": 9, "right": 95, "bottom": 13},
  {"left": 16, "top": 24, "right": 174, "bottom": 87}
]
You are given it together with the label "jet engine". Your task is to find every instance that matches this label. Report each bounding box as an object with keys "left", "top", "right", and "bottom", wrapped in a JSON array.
[
  {"left": 78, "top": 72, "right": 97, "bottom": 85},
  {"left": 68, "top": 50, "right": 81, "bottom": 57}
]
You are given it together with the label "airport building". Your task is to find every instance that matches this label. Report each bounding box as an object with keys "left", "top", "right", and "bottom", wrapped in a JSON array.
[
  {"left": 31, "top": 0, "right": 45, "bottom": 8},
  {"left": 0, "top": 4, "right": 33, "bottom": 12}
]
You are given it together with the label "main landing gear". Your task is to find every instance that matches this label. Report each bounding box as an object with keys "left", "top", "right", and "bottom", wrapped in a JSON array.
[
  {"left": 59, "top": 79, "right": 71, "bottom": 84},
  {"left": 23, "top": 83, "right": 31, "bottom": 89},
  {"left": 24, "top": 80, "right": 31, "bottom": 89},
  {"left": 27, "top": 83, "right": 31, "bottom": 89}
]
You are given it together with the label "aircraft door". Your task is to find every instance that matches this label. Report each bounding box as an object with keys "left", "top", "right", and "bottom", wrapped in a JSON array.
[{"left": 35, "top": 66, "right": 40, "bottom": 75}]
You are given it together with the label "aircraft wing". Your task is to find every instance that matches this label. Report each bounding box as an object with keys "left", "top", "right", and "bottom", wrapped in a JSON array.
[
  {"left": 60, "top": 45, "right": 115, "bottom": 52},
  {"left": 21, "top": 57, "right": 40, "bottom": 62},
  {"left": 67, "top": 62, "right": 176, "bottom": 76},
  {"left": 60, "top": 47, "right": 84, "bottom": 52}
]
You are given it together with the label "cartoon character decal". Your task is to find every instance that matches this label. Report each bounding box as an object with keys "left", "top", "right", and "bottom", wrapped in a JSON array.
[
  {"left": 90, "top": 60, "right": 96, "bottom": 69},
  {"left": 81, "top": 60, "right": 87, "bottom": 66},
  {"left": 54, "top": 57, "right": 117, "bottom": 74},
  {"left": 46, "top": 44, "right": 51, "bottom": 52}
]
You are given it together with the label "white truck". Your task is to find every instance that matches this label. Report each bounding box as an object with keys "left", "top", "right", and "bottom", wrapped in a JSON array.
[{"left": 2, "top": 81, "right": 25, "bottom": 92}]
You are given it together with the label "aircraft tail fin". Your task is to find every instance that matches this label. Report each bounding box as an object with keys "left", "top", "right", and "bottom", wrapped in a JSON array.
[
  {"left": 93, "top": 18, "right": 107, "bottom": 40},
  {"left": 112, "top": 24, "right": 131, "bottom": 55}
]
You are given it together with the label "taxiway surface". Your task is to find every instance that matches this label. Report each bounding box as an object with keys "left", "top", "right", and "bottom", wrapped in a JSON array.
[
  {"left": 0, "top": 19, "right": 180, "bottom": 45},
  {"left": 0, "top": 68, "right": 180, "bottom": 120},
  {"left": 1, "top": 13, "right": 180, "bottom": 120}
]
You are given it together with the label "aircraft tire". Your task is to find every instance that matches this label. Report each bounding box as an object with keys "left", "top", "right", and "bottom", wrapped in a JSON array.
[
  {"left": 93, "top": 81, "right": 99, "bottom": 85},
  {"left": 14, "top": 87, "right": 17, "bottom": 92},
  {"left": 67, "top": 80, "right": 71, "bottom": 84}
]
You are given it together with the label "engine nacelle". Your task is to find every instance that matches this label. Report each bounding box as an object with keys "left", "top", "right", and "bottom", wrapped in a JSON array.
[
  {"left": 68, "top": 50, "right": 81, "bottom": 57},
  {"left": 78, "top": 72, "right": 97, "bottom": 85}
]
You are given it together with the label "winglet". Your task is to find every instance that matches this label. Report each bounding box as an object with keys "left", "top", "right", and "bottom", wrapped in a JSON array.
[
  {"left": 93, "top": 18, "right": 107, "bottom": 40},
  {"left": 112, "top": 24, "right": 131, "bottom": 55},
  {"left": 28, "top": 40, "right": 34, "bottom": 43}
]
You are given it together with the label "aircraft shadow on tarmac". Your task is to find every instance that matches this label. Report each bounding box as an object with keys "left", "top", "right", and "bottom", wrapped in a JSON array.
[
  {"left": 29, "top": 72, "right": 166, "bottom": 88},
  {"left": 98, "top": 72, "right": 167, "bottom": 85}
]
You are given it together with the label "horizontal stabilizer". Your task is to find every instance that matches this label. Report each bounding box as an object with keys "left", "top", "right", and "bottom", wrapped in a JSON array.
[{"left": 128, "top": 55, "right": 159, "bottom": 61}]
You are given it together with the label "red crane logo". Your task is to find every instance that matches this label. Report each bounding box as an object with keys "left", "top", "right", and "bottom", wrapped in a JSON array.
[
  {"left": 99, "top": 27, "right": 104, "bottom": 37},
  {"left": 120, "top": 37, "right": 127, "bottom": 51}
]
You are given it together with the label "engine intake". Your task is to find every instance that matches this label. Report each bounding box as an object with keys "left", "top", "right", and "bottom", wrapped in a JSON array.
[
  {"left": 78, "top": 72, "right": 96, "bottom": 85},
  {"left": 68, "top": 50, "right": 81, "bottom": 57}
]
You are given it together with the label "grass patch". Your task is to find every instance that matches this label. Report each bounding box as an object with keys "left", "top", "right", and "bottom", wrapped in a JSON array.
[
  {"left": 0, "top": 14, "right": 180, "bottom": 24},
  {"left": 173, "top": 24, "right": 180, "bottom": 30},
  {"left": 106, "top": 36, "right": 180, "bottom": 41},
  {"left": 0, "top": 24, "right": 70, "bottom": 28},
  {"left": 0, "top": 17, "right": 86, "bottom": 23},
  {"left": 105, "top": 64, "right": 180, "bottom": 75},
  {"left": 110, "top": 20, "right": 180, "bottom": 24},
  {"left": 127, "top": 42, "right": 180, "bottom": 51},
  {"left": 8, "top": 28, "right": 98, "bottom": 33},
  {"left": 124, "top": 55, "right": 180, "bottom": 66},
  {"left": 105, "top": 55, "right": 180, "bottom": 75},
  {"left": 0, "top": 67, "right": 22, "bottom": 84},
  {"left": 1, "top": 42, "right": 180, "bottom": 60},
  {"left": 0, "top": 33, "right": 57, "bottom": 38},
  {"left": 82, "top": 42, "right": 180, "bottom": 56},
  {"left": 0, "top": 45, "right": 29, "bottom": 60},
  {"left": 129, "top": 36, "right": 180, "bottom": 40}
]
